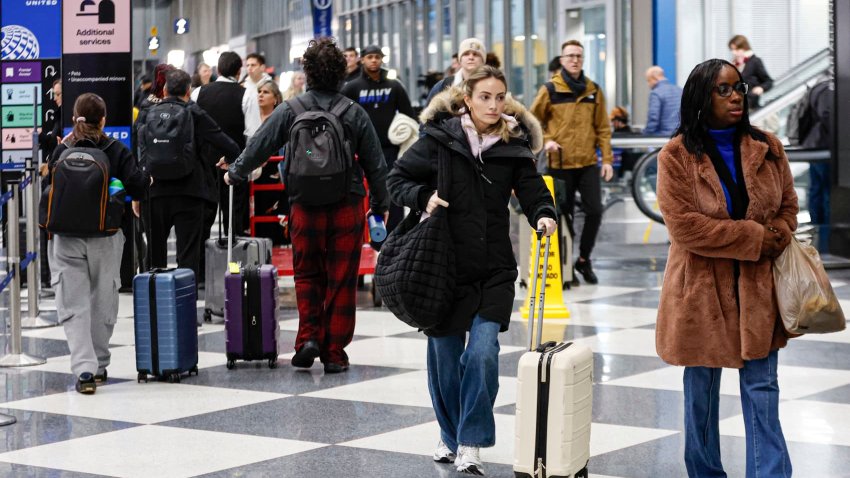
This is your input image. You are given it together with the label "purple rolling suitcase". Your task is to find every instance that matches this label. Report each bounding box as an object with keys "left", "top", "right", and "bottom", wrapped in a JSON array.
[
  {"left": 223, "top": 185, "right": 280, "bottom": 369},
  {"left": 224, "top": 264, "right": 280, "bottom": 368}
]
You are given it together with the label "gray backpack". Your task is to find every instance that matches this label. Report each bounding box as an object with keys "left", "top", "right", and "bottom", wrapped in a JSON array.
[{"left": 283, "top": 94, "right": 354, "bottom": 206}]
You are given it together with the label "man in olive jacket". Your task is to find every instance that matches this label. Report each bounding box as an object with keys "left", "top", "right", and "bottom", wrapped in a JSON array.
[{"left": 530, "top": 39, "right": 613, "bottom": 285}]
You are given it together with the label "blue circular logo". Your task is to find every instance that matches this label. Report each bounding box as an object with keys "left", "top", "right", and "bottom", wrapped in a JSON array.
[{"left": 1, "top": 25, "right": 41, "bottom": 61}]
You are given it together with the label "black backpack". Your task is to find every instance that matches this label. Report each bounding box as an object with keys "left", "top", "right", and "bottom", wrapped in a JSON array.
[
  {"left": 39, "top": 139, "right": 125, "bottom": 237},
  {"left": 283, "top": 94, "right": 354, "bottom": 206},
  {"left": 139, "top": 101, "right": 195, "bottom": 179},
  {"left": 788, "top": 81, "right": 828, "bottom": 146}
]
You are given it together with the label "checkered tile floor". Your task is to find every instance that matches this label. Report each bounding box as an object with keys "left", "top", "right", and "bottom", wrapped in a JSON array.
[{"left": 0, "top": 264, "right": 849, "bottom": 477}]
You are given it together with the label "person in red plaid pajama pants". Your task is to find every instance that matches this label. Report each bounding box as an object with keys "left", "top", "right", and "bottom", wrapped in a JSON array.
[
  {"left": 289, "top": 199, "right": 365, "bottom": 369},
  {"left": 225, "top": 38, "right": 390, "bottom": 374}
]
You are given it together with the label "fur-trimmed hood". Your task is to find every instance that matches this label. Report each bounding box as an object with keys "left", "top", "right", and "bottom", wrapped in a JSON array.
[{"left": 420, "top": 88, "right": 545, "bottom": 154}]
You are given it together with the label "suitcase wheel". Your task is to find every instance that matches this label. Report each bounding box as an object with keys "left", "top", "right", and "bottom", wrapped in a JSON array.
[
  {"left": 371, "top": 281, "right": 382, "bottom": 307},
  {"left": 563, "top": 281, "right": 571, "bottom": 290},
  {"left": 168, "top": 373, "right": 181, "bottom": 384},
  {"left": 204, "top": 309, "right": 212, "bottom": 323},
  {"left": 268, "top": 358, "right": 277, "bottom": 369},
  {"left": 137, "top": 372, "right": 147, "bottom": 383},
  {"left": 226, "top": 360, "right": 236, "bottom": 370},
  {"left": 190, "top": 365, "right": 199, "bottom": 376}
]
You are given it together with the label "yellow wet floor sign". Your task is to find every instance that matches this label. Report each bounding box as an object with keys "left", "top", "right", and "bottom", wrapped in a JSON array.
[{"left": 520, "top": 175, "right": 571, "bottom": 320}]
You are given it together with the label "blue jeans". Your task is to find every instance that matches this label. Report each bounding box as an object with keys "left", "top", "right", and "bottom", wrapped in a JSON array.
[
  {"left": 426, "top": 315, "right": 501, "bottom": 452},
  {"left": 684, "top": 350, "right": 792, "bottom": 478},
  {"left": 808, "top": 162, "right": 831, "bottom": 225}
]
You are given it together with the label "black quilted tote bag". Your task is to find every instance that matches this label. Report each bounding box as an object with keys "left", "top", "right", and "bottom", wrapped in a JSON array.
[{"left": 374, "top": 145, "right": 455, "bottom": 330}]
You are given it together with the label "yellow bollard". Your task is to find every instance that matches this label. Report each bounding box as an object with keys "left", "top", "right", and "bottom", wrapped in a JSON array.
[{"left": 520, "top": 175, "right": 571, "bottom": 320}]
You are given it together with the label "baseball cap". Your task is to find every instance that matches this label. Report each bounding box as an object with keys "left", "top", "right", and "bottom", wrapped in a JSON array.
[
  {"left": 361, "top": 45, "right": 384, "bottom": 57},
  {"left": 458, "top": 38, "right": 486, "bottom": 59}
]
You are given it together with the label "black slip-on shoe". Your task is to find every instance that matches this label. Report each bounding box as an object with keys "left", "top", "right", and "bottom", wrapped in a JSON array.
[
  {"left": 291, "top": 340, "right": 320, "bottom": 368},
  {"left": 575, "top": 259, "right": 598, "bottom": 285}
]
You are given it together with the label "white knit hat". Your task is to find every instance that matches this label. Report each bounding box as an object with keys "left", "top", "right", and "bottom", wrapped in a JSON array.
[{"left": 458, "top": 38, "right": 486, "bottom": 59}]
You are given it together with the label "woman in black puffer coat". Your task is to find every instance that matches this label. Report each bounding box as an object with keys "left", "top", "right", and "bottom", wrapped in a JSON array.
[{"left": 388, "top": 66, "right": 556, "bottom": 475}]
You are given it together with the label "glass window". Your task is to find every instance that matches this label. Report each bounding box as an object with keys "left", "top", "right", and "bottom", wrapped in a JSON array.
[
  {"left": 490, "top": 0, "right": 505, "bottom": 68},
  {"left": 582, "top": 6, "right": 606, "bottom": 88},
  {"left": 473, "top": 0, "right": 485, "bottom": 39},
  {"left": 428, "top": 0, "right": 438, "bottom": 70},
  {"left": 457, "top": 0, "right": 468, "bottom": 42},
  {"left": 510, "top": 0, "right": 525, "bottom": 99},
  {"left": 442, "top": 0, "right": 452, "bottom": 68},
  {"left": 531, "top": 0, "right": 550, "bottom": 91}
]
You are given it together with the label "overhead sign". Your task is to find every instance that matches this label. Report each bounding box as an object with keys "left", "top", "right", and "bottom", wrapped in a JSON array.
[
  {"left": 63, "top": 0, "right": 133, "bottom": 149},
  {"left": 311, "top": 0, "right": 333, "bottom": 38},
  {"left": 0, "top": 0, "right": 62, "bottom": 167},
  {"left": 174, "top": 18, "right": 189, "bottom": 35},
  {"left": 0, "top": 0, "right": 62, "bottom": 60},
  {"left": 63, "top": 0, "right": 130, "bottom": 54}
]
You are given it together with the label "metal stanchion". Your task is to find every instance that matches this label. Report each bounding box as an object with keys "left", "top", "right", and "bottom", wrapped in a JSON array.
[
  {"left": 0, "top": 181, "right": 46, "bottom": 367},
  {"left": 20, "top": 157, "right": 56, "bottom": 329}
]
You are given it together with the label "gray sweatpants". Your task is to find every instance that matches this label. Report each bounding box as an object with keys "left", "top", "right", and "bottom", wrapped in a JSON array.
[{"left": 50, "top": 232, "right": 125, "bottom": 377}]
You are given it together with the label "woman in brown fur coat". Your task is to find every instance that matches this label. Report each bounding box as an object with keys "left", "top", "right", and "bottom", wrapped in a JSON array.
[{"left": 656, "top": 59, "right": 798, "bottom": 477}]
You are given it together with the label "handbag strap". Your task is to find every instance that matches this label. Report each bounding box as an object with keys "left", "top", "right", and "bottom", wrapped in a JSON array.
[{"left": 436, "top": 143, "right": 452, "bottom": 206}]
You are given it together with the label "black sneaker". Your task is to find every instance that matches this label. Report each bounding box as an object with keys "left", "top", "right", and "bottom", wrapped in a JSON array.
[
  {"left": 94, "top": 369, "right": 108, "bottom": 384},
  {"left": 291, "top": 340, "right": 320, "bottom": 368},
  {"left": 575, "top": 259, "right": 598, "bottom": 285},
  {"left": 76, "top": 373, "right": 97, "bottom": 394}
]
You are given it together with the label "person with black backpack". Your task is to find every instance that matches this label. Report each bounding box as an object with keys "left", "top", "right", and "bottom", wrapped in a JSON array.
[
  {"left": 138, "top": 69, "right": 241, "bottom": 283},
  {"left": 41, "top": 93, "right": 149, "bottom": 394},
  {"left": 225, "top": 37, "right": 389, "bottom": 374}
]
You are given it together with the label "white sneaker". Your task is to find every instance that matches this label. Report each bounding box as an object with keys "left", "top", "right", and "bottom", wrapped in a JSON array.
[
  {"left": 455, "top": 445, "right": 485, "bottom": 475},
  {"left": 433, "top": 439, "right": 456, "bottom": 463}
]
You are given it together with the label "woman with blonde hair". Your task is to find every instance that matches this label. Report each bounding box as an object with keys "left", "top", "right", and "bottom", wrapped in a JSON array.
[
  {"left": 282, "top": 71, "right": 306, "bottom": 101},
  {"left": 388, "top": 66, "right": 556, "bottom": 475}
]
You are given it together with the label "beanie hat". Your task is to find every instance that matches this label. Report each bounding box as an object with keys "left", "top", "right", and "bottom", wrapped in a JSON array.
[{"left": 458, "top": 38, "right": 486, "bottom": 59}]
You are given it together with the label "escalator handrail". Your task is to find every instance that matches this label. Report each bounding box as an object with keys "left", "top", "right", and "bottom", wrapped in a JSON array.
[{"left": 757, "top": 48, "right": 830, "bottom": 106}]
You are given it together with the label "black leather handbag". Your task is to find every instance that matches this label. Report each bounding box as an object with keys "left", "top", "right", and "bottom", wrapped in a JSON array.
[{"left": 374, "top": 145, "right": 455, "bottom": 330}]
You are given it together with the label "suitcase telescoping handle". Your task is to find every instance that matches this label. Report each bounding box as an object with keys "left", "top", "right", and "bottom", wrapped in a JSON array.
[
  {"left": 227, "top": 184, "right": 234, "bottom": 267},
  {"left": 527, "top": 228, "right": 551, "bottom": 352}
]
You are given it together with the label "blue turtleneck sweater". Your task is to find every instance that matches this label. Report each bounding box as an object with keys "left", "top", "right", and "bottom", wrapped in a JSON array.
[{"left": 708, "top": 127, "right": 737, "bottom": 215}]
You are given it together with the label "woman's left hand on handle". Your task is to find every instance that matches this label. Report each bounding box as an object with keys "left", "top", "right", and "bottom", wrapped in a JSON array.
[{"left": 537, "top": 217, "right": 557, "bottom": 237}]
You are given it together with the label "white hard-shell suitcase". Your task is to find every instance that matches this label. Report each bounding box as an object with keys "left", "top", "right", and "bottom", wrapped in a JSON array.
[{"left": 514, "top": 232, "right": 592, "bottom": 478}]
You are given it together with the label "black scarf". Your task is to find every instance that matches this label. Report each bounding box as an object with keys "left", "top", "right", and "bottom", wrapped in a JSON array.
[{"left": 561, "top": 69, "right": 587, "bottom": 96}]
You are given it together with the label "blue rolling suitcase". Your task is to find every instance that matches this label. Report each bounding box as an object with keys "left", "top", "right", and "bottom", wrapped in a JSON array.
[{"left": 133, "top": 268, "right": 199, "bottom": 383}]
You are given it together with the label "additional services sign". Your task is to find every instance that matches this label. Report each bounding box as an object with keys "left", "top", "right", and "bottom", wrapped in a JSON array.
[{"left": 62, "top": 0, "right": 133, "bottom": 149}]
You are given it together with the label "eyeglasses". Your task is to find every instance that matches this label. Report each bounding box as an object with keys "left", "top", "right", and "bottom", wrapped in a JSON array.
[
  {"left": 714, "top": 81, "right": 749, "bottom": 98},
  {"left": 561, "top": 54, "right": 583, "bottom": 60}
]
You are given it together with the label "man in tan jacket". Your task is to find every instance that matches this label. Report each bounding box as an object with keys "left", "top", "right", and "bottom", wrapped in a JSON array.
[{"left": 530, "top": 39, "right": 614, "bottom": 284}]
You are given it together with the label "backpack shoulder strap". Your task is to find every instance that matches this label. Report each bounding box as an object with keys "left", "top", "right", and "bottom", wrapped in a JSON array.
[
  {"left": 286, "top": 95, "right": 311, "bottom": 116},
  {"left": 545, "top": 81, "right": 556, "bottom": 99},
  {"left": 330, "top": 96, "right": 355, "bottom": 118},
  {"left": 99, "top": 139, "right": 116, "bottom": 152}
]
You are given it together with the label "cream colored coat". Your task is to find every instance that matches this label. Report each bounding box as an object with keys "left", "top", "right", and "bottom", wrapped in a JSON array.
[{"left": 656, "top": 131, "right": 799, "bottom": 368}]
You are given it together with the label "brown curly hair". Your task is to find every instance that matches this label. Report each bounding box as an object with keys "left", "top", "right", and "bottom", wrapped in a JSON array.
[{"left": 302, "top": 37, "right": 346, "bottom": 92}]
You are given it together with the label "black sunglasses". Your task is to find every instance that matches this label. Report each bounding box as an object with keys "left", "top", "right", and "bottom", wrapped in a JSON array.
[{"left": 714, "top": 81, "right": 749, "bottom": 98}]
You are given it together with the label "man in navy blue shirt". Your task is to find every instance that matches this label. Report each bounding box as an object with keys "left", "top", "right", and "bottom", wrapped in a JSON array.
[
  {"left": 341, "top": 45, "right": 415, "bottom": 234},
  {"left": 644, "top": 66, "right": 682, "bottom": 136}
]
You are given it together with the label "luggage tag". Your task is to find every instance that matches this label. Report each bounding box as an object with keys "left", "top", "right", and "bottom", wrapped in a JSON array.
[{"left": 228, "top": 262, "right": 240, "bottom": 274}]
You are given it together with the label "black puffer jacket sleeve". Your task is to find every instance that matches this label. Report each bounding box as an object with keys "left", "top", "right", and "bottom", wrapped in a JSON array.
[
  {"left": 387, "top": 136, "right": 437, "bottom": 212},
  {"left": 512, "top": 157, "right": 557, "bottom": 228}
]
